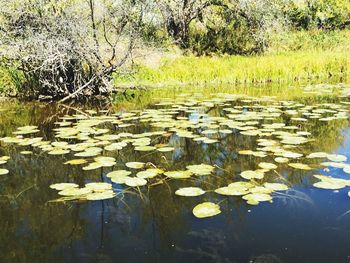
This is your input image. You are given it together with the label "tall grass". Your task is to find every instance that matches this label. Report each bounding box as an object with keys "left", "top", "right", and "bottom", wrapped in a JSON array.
[{"left": 114, "top": 50, "right": 349, "bottom": 87}]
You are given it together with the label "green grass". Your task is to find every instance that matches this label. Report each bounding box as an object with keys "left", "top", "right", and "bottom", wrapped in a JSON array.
[
  {"left": 114, "top": 30, "right": 350, "bottom": 87},
  {"left": 114, "top": 49, "right": 349, "bottom": 87}
]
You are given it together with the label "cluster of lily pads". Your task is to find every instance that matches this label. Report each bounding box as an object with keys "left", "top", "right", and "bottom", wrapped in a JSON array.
[
  {"left": 0, "top": 156, "right": 10, "bottom": 175},
  {"left": 1, "top": 87, "right": 350, "bottom": 218}
]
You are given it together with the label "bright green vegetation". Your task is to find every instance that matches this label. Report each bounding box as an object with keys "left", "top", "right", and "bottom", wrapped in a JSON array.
[
  {"left": 114, "top": 49, "right": 349, "bottom": 87},
  {"left": 114, "top": 30, "right": 350, "bottom": 87}
]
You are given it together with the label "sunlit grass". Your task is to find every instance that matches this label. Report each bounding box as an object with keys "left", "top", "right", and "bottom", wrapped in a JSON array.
[{"left": 114, "top": 50, "right": 349, "bottom": 87}]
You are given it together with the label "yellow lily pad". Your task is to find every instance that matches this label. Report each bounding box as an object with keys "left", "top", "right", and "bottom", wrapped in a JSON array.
[{"left": 192, "top": 202, "right": 221, "bottom": 218}]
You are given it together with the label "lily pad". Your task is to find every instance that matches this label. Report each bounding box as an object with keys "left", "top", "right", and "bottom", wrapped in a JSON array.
[
  {"left": 124, "top": 177, "right": 147, "bottom": 187},
  {"left": 186, "top": 164, "right": 214, "bottom": 175},
  {"left": 175, "top": 187, "right": 206, "bottom": 197},
  {"left": 0, "top": 169, "right": 9, "bottom": 175},
  {"left": 85, "top": 182, "right": 112, "bottom": 192},
  {"left": 258, "top": 162, "right": 277, "bottom": 170},
  {"left": 126, "top": 162, "right": 145, "bottom": 169},
  {"left": 58, "top": 187, "right": 92, "bottom": 196},
  {"left": 164, "top": 170, "right": 192, "bottom": 179},
  {"left": 264, "top": 182, "right": 288, "bottom": 191},
  {"left": 288, "top": 163, "right": 312, "bottom": 170},
  {"left": 50, "top": 183, "right": 79, "bottom": 190},
  {"left": 64, "top": 159, "right": 88, "bottom": 165},
  {"left": 192, "top": 202, "right": 221, "bottom": 218},
  {"left": 240, "top": 170, "right": 264, "bottom": 180},
  {"left": 215, "top": 186, "right": 249, "bottom": 196},
  {"left": 85, "top": 190, "right": 116, "bottom": 200}
]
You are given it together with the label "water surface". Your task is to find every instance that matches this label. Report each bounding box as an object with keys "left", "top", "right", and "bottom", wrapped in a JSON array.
[{"left": 1, "top": 84, "right": 350, "bottom": 263}]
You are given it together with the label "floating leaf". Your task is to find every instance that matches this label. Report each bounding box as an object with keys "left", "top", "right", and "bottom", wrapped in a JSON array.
[
  {"left": 175, "top": 187, "right": 205, "bottom": 197},
  {"left": 64, "top": 159, "right": 88, "bottom": 165},
  {"left": 58, "top": 187, "right": 92, "bottom": 196},
  {"left": 327, "top": 154, "right": 347, "bottom": 162},
  {"left": 82, "top": 162, "right": 103, "bottom": 171},
  {"left": 164, "top": 170, "right": 192, "bottom": 179},
  {"left": 126, "top": 162, "right": 145, "bottom": 169},
  {"left": 85, "top": 182, "right": 112, "bottom": 192},
  {"left": 157, "top": 147, "right": 175, "bottom": 152},
  {"left": 215, "top": 186, "right": 249, "bottom": 196},
  {"left": 124, "top": 177, "right": 147, "bottom": 187},
  {"left": 0, "top": 169, "right": 9, "bottom": 175},
  {"left": 136, "top": 168, "right": 163, "bottom": 179},
  {"left": 107, "top": 170, "right": 132, "bottom": 178},
  {"left": 243, "top": 193, "right": 272, "bottom": 203},
  {"left": 50, "top": 183, "right": 79, "bottom": 190},
  {"left": 306, "top": 152, "right": 328, "bottom": 158},
  {"left": 86, "top": 190, "right": 116, "bottom": 200},
  {"left": 274, "top": 157, "right": 289, "bottom": 163},
  {"left": 228, "top": 182, "right": 254, "bottom": 189},
  {"left": 48, "top": 148, "right": 70, "bottom": 155},
  {"left": 264, "top": 183, "right": 288, "bottom": 191},
  {"left": 313, "top": 181, "right": 346, "bottom": 190},
  {"left": 288, "top": 163, "right": 312, "bottom": 170},
  {"left": 258, "top": 162, "right": 277, "bottom": 170},
  {"left": 134, "top": 145, "right": 156, "bottom": 151},
  {"left": 186, "top": 164, "right": 214, "bottom": 175},
  {"left": 240, "top": 170, "right": 264, "bottom": 180},
  {"left": 192, "top": 202, "right": 221, "bottom": 218}
]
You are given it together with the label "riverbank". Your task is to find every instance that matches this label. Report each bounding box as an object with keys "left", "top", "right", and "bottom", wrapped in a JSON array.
[{"left": 113, "top": 49, "right": 349, "bottom": 88}]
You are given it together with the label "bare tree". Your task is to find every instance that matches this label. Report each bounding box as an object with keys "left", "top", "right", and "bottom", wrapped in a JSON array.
[{"left": 0, "top": 0, "right": 147, "bottom": 101}]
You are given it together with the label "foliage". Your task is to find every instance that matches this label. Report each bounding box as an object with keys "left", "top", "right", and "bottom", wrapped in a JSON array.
[
  {"left": 284, "top": 0, "right": 350, "bottom": 30},
  {"left": 269, "top": 29, "right": 350, "bottom": 52},
  {"left": 188, "top": 0, "right": 285, "bottom": 55}
]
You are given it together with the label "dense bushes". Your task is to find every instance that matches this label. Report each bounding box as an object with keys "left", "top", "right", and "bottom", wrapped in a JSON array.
[{"left": 156, "top": 0, "right": 350, "bottom": 55}]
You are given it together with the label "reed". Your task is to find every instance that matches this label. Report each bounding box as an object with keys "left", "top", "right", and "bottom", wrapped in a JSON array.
[{"left": 114, "top": 50, "right": 349, "bottom": 87}]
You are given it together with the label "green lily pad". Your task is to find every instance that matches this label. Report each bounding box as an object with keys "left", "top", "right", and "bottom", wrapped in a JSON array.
[
  {"left": 136, "top": 168, "right": 163, "bottom": 179},
  {"left": 288, "top": 163, "right": 312, "bottom": 170},
  {"left": 186, "top": 164, "right": 214, "bottom": 175},
  {"left": 85, "top": 182, "right": 112, "bottom": 192},
  {"left": 327, "top": 154, "right": 347, "bottom": 162},
  {"left": 126, "top": 162, "right": 145, "bottom": 169},
  {"left": 264, "top": 182, "right": 289, "bottom": 191},
  {"left": 157, "top": 147, "right": 175, "bottom": 152},
  {"left": 58, "top": 187, "right": 92, "bottom": 196},
  {"left": 107, "top": 170, "right": 132, "bottom": 178},
  {"left": 82, "top": 162, "right": 103, "bottom": 170},
  {"left": 64, "top": 159, "right": 88, "bottom": 165},
  {"left": 0, "top": 169, "right": 9, "bottom": 175},
  {"left": 192, "top": 202, "right": 221, "bottom": 218},
  {"left": 50, "top": 183, "right": 79, "bottom": 190},
  {"left": 134, "top": 145, "right": 156, "bottom": 151},
  {"left": 215, "top": 186, "right": 249, "bottom": 196},
  {"left": 124, "top": 177, "right": 147, "bottom": 187},
  {"left": 240, "top": 170, "right": 264, "bottom": 180},
  {"left": 85, "top": 190, "right": 116, "bottom": 200},
  {"left": 175, "top": 187, "right": 205, "bottom": 197},
  {"left": 164, "top": 170, "right": 192, "bottom": 179},
  {"left": 243, "top": 193, "right": 272, "bottom": 202}
]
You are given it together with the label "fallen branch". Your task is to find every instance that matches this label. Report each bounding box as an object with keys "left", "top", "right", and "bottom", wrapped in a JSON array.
[{"left": 59, "top": 76, "right": 97, "bottom": 103}]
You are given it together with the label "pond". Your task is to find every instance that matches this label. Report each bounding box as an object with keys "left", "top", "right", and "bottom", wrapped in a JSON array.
[{"left": 1, "top": 83, "right": 350, "bottom": 263}]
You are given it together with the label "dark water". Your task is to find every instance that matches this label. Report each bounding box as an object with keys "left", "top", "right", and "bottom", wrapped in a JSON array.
[{"left": 1, "top": 93, "right": 350, "bottom": 263}]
